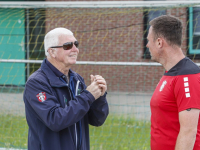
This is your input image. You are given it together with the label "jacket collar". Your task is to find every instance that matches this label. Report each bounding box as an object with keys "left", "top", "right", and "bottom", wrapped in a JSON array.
[
  {"left": 46, "top": 59, "right": 63, "bottom": 78},
  {"left": 41, "top": 59, "right": 79, "bottom": 87}
]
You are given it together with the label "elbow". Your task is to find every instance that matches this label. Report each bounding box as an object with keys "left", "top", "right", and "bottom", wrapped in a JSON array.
[
  {"left": 95, "top": 118, "right": 107, "bottom": 126},
  {"left": 50, "top": 127, "right": 61, "bottom": 132},
  {"left": 45, "top": 118, "right": 66, "bottom": 132},
  {"left": 188, "top": 129, "right": 198, "bottom": 142},
  {"left": 47, "top": 124, "right": 63, "bottom": 132},
  {"left": 90, "top": 119, "right": 105, "bottom": 127},
  {"left": 188, "top": 127, "right": 197, "bottom": 136},
  {"left": 180, "top": 127, "right": 198, "bottom": 139},
  {"left": 89, "top": 112, "right": 109, "bottom": 127},
  {"left": 191, "top": 128, "right": 198, "bottom": 138}
]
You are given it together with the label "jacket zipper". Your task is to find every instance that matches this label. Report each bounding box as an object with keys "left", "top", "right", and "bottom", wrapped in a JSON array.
[
  {"left": 75, "top": 80, "right": 80, "bottom": 150},
  {"left": 66, "top": 85, "right": 78, "bottom": 150},
  {"left": 59, "top": 77, "right": 81, "bottom": 150},
  {"left": 58, "top": 77, "right": 77, "bottom": 149}
]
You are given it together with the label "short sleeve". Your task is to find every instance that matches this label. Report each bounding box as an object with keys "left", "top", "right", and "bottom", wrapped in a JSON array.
[{"left": 174, "top": 73, "right": 200, "bottom": 112}]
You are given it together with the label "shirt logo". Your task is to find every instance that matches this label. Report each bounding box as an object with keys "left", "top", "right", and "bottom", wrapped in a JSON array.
[
  {"left": 183, "top": 77, "right": 190, "bottom": 98},
  {"left": 159, "top": 80, "right": 167, "bottom": 92},
  {"left": 36, "top": 92, "right": 47, "bottom": 102}
]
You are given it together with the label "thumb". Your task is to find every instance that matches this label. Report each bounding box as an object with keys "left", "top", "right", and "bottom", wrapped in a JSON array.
[{"left": 90, "top": 74, "right": 95, "bottom": 83}]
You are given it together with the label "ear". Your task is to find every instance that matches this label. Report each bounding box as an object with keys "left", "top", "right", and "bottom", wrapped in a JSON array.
[
  {"left": 157, "top": 38, "right": 163, "bottom": 48},
  {"left": 48, "top": 48, "right": 56, "bottom": 58}
]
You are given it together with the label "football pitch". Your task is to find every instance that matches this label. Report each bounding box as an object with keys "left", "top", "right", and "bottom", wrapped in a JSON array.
[
  {"left": 0, "top": 115, "right": 151, "bottom": 150},
  {"left": 0, "top": 92, "right": 152, "bottom": 150}
]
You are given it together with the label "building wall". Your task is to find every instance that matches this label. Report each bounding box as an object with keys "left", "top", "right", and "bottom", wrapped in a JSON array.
[{"left": 45, "top": 0, "right": 198, "bottom": 93}]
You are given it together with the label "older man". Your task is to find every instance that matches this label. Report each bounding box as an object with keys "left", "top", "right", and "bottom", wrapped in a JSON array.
[{"left": 23, "top": 27, "right": 109, "bottom": 150}]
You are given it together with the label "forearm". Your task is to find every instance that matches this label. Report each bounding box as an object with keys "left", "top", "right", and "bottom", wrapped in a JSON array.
[
  {"left": 175, "top": 129, "right": 197, "bottom": 150},
  {"left": 88, "top": 95, "right": 109, "bottom": 126}
]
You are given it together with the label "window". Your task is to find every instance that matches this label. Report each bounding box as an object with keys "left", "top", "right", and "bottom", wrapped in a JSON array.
[
  {"left": 143, "top": 9, "right": 166, "bottom": 59},
  {"left": 188, "top": 7, "right": 200, "bottom": 58}
]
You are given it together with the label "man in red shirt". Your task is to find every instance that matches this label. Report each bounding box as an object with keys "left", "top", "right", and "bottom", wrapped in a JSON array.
[{"left": 147, "top": 15, "right": 200, "bottom": 150}]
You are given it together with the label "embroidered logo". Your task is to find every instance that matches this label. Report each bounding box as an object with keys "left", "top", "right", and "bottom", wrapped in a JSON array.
[
  {"left": 63, "top": 95, "right": 67, "bottom": 103},
  {"left": 159, "top": 80, "right": 167, "bottom": 92},
  {"left": 183, "top": 77, "right": 190, "bottom": 98},
  {"left": 36, "top": 92, "right": 47, "bottom": 102},
  {"left": 77, "top": 89, "right": 81, "bottom": 95}
]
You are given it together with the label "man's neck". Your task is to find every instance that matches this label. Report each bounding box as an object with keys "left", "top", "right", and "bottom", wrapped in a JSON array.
[
  {"left": 47, "top": 57, "right": 70, "bottom": 76},
  {"left": 161, "top": 47, "right": 185, "bottom": 71}
]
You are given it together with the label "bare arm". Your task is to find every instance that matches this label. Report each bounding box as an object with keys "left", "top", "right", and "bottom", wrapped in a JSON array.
[{"left": 175, "top": 108, "right": 200, "bottom": 150}]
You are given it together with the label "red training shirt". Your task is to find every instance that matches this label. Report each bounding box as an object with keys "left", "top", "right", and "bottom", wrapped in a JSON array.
[{"left": 151, "top": 57, "right": 200, "bottom": 150}]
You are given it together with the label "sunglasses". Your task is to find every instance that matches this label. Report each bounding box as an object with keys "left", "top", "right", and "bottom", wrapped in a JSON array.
[{"left": 50, "top": 41, "right": 79, "bottom": 50}]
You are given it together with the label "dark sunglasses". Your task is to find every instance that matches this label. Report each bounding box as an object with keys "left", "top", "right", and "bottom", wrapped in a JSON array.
[{"left": 50, "top": 41, "right": 79, "bottom": 50}]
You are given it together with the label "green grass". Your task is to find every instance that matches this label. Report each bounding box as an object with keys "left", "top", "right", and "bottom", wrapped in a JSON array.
[
  {"left": 0, "top": 115, "right": 28, "bottom": 149},
  {"left": 90, "top": 115, "right": 150, "bottom": 150},
  {"left": 0, "top": 115, "right": 150, "bottom": 150}
]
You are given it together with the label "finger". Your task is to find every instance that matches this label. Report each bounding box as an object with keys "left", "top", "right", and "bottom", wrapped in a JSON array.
[
  {"left": 94, "top": 76, "right": 105, "bottom": 82},
  {"left": 90, "top": 74, "right": 95, "bottom": 83},
  {"left": 94, "top": 75, "right": 103, "bottom": 80},
  {"left": 94, "top": 75, "right": 102, "bottom": 78},
  {"left": 95, "top": 79, "right": 106, "bottom": 85},
  {"left": 96, "top": 85, "right": 102, "bottom": 94},
  {"left": 98, "top": 84, "right": 106, "bottom": 96},
  {"left": 99, "top": 84, "right": 106, "bottom": 89},
  {"left": 93, "top": 81, "right": 101, "bottom": 88},
  {"left": 98, "top": 84, "right": 106, "bottom": 92},
  {"left": 94, "top": 75, "right": 103, "bottom": 81}
]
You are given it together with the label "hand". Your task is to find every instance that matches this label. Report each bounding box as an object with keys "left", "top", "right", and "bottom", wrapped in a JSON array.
[
  {"left": 86, "top": 75, "right": 102, "bottom": 100},
  {"left": 92, "top": 75, "right": 107, "bottom": 96}
]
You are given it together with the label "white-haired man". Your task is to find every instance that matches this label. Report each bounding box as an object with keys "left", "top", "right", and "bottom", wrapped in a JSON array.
[{"left": 23, "top": 27, "right": 109, "bottom": 150}]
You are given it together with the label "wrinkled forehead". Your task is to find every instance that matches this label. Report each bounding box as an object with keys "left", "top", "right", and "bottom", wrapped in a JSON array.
[{"left": 58, "top": 34, "right": 77, "bottom": 44}]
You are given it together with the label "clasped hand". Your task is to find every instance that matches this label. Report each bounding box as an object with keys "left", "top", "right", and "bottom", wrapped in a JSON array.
[{"left": 86, "top": 75, "right": 107, "bottom": 100}]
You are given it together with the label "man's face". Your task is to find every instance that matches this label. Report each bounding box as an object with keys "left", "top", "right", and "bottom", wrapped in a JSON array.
[
  {"left": 54, "top": 34, "right": 79, "bottom": 67},
  {"left": 146, "top": 26, "right": 159, "bottom": 62}
]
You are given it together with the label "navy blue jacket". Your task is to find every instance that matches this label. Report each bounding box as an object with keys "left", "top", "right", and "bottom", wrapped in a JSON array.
[{"left": 23, "top": 59, "right": 109, "bottom": 150}]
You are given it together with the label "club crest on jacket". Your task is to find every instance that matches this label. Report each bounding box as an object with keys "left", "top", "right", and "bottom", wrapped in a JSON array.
[{"left": 36, "top": 92, "right": 47, "bottom": 102}]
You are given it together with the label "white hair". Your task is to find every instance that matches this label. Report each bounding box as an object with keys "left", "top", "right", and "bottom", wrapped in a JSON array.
[{"left": 44, "top": 27, "right": 74, "bottom": 56}]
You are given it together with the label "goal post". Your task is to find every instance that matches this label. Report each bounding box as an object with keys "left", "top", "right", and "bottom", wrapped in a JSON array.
[
  {"left": 0, "top": 1, "right": 200, "bottom": 8},
  {"left": 1, "top": 1, "right": 200, "bottom": 149}
]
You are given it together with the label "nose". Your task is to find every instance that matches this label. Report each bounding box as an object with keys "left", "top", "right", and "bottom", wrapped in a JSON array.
[
  {"left": 146, "top": 43, "right": 149, "bottom": 48},
  {"left": 71, "top": 44, "right": 79, "bottom": 51}
]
